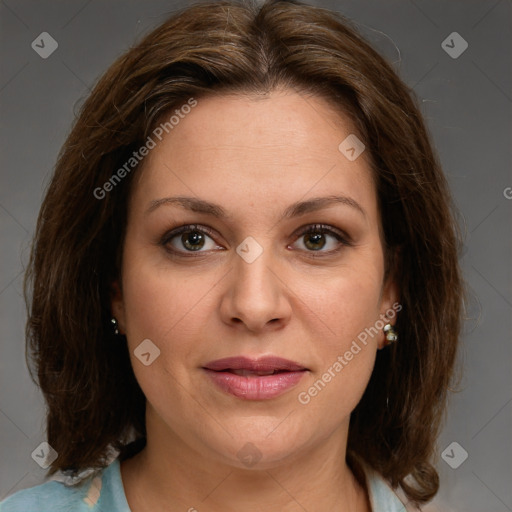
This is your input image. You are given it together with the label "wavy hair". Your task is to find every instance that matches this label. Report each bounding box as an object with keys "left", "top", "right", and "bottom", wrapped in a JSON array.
[{"left": 24, "top": 0, "right": 464, "bottom": 506}]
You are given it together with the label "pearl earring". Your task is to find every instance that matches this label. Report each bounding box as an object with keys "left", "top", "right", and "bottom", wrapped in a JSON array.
[
  {"left": 111, "top": 317, "right": 120, "bottom": 336},
  {"left": 383, "top": 323, "right": 398, "bottom": 346}
]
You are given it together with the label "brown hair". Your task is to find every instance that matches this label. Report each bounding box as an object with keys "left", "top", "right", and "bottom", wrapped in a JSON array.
[{"left": 24, "top": 0, "right": 464, "bottom": 506}]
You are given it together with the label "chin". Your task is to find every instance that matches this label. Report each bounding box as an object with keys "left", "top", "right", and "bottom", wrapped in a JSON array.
[{"left": 202, "top": 418, "right": 316, "bottom": 470}]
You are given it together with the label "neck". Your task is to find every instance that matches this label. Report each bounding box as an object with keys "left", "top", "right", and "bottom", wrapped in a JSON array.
[{"left": 121, "top": 412, "right": 371, "bottom": 512}]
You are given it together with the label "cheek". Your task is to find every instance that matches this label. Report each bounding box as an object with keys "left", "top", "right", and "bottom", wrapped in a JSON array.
[
  {"left": 119, "top": 249, "right": 226, "bottom": 401},
  {"left": 119, "top": 255, "right": 204, "bottom": 406},
  {"left": 120, "top": 249, "right": 211, "bottom": 344},
  {"left": 292, "top": 263, "right": 382, "bottom": 413},
  {"left": 296, "top": 288, "right": 378, "bottom": 420},
  {"left": 296, "top": 262, "right": 384, "bottom": 349}
]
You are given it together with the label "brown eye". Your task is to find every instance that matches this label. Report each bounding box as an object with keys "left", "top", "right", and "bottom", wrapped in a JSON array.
[
  {"left": 291, "top": 224, "right": 351, "bottom": 256},
  {"left": 303, "top": 232, "right": 327, "bottom": 251},
  {"left": 161, "top": 224, "right": 221, "bottom": 254},
  {"left": 180, "top": 231, "right": 206, "bottom": 251}
]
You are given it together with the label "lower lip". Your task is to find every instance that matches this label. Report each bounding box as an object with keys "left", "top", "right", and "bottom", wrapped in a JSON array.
[{"left": 203, "top": 369, "right": 306, "bottom": 400}]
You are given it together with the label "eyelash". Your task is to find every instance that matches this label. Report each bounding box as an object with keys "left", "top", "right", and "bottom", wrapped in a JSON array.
[{"left": 160, "top": 223, "right": 352, "bottom": 259}]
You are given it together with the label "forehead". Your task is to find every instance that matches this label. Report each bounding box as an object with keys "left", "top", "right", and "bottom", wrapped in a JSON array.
[{"left": 130, "top": 89, "right": 377, "bottom": 223}]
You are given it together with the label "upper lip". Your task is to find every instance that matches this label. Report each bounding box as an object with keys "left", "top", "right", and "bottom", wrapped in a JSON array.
[{"left": 203, "top": 356, "right": 307, "bottom": 372}]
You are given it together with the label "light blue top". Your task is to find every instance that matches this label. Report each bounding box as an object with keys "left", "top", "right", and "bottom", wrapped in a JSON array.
[{"left": 1, "top": 458, "right": 407, "bottom": 511}]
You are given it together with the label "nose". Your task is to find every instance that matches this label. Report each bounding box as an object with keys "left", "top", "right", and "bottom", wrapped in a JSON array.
[{"left": 219, "top": 244, "right": 292, "bottom": 333}]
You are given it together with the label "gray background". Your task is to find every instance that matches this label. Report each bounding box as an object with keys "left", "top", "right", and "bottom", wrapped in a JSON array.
[{"left": 0, "top": 0, "right": 510, "bottom": 510}]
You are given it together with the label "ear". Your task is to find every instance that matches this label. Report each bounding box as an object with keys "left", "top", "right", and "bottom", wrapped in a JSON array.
[
  {"left": 110, "top": 281, "right": 126, "bottom": 335},
  {"left": 377, "top": 259, "right": 401, "bottom": 350}
]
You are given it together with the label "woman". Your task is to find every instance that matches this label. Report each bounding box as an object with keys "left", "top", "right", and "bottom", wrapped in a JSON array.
[{"left": 1, "top": 0, "right": 464, "bottom": 510}]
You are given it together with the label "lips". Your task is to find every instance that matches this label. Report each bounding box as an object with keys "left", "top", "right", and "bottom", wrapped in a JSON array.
[
  {"left": 202, "top": 356, "right": 308, "bottom": 400},
  {"left": 203, "top": 356, "right": 306, "bottom": 373},
  {"left": 228, "top": 369, "right": 282, "bottom": 376}
]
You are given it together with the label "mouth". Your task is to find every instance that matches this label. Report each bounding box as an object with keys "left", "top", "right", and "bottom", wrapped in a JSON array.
[
  {"left": 203, "top": 355, "right": 307, "bottom": 373},
  {"left": 202, "top": 356, "right": 308, "bottom": 400},
  {"left": 221, "top": 368, "right": 292, "bottom": 376}
]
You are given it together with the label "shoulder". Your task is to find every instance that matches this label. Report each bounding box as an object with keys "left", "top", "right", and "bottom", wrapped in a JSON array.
[
  {"left": 0, "top": 459, "right": 130, "bottom": 512},
  {"left": 364, "top": 466, "right": 409, "bottom": 512},
  {"left": 0, "top": 479, "right": 88, "bottom": 512}
]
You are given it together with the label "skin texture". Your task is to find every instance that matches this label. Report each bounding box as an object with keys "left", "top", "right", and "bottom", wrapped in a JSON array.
[{"left": 112, "top": 88, "right": 399, "bottom": 512}]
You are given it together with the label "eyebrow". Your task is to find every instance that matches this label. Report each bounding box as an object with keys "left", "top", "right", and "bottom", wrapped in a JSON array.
[{"left": 145, "top": 194, "right": 366, "bottom": 219}]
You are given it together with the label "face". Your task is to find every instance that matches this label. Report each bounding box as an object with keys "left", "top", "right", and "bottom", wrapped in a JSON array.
[{"left": 112, "top": 88, "right": 398, "bottom": 470}]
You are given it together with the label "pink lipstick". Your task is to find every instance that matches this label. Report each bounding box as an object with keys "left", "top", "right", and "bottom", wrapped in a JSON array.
[{"left": 202, "top": 356, "right": 308, "bottom": 400}]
